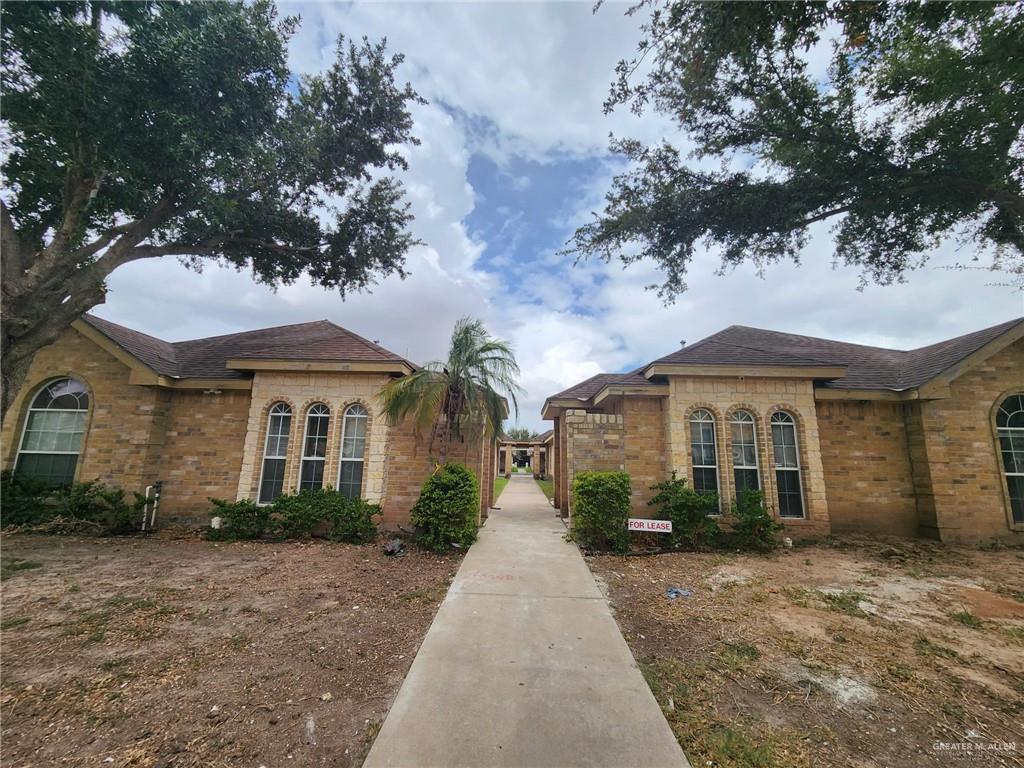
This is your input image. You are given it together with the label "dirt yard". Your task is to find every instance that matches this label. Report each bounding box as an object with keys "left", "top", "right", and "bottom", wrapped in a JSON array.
[
  {"left": 589, "top": 537, "right": 1024, "bottom": 768},
  {"left": 0, "top": 533, "right": 461, "bottom": 768}
]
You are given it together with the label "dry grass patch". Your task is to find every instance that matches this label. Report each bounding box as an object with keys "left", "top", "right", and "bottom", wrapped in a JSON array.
[
  {"left": 0, "top": 533, "right": 461, "bottom": 767},
  {"left": 590, "top": 537, "right": 1024, "bottom": 768}
]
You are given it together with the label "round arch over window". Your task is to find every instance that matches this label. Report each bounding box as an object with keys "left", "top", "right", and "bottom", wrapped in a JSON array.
[
  {"left": 299, "top": 404, "right": 331, "bottom": 491},
  {"left": 996, "top": 393, "right": 1024, "bottom": 525},
  {"left": 770, "top": 411, "right": 804, "bottom": 518},
  {"left": 16, "top": 377, "right": 90, "bottom": 487},
  {"left": 689, "top": 408, "right": 719, "bottom": 499},
  {"left": 258, "top": 402, "right": 292, "bottom": 504},
  {"left": 730, "top": 410, "right": 760, "bottom": 493},
  {"left": 338, "top": 404, "right": 369, "bottom": 499}
]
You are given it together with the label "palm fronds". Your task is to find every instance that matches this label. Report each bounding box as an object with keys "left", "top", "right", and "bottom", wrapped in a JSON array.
[{"left": 378, "top": 317, "right": 522, "bottom": 463}]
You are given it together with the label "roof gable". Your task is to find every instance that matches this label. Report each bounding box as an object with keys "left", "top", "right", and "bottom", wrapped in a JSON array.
[{"left": 79, "top": 315, "right": 413, "bottom": 380}]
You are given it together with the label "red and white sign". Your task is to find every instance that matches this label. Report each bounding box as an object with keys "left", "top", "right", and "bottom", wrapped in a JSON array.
[{"left": 627, "top": 518, "right": 673, "bottom": 533}]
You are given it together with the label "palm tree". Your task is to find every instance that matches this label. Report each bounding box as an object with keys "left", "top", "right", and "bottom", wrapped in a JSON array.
[{"left": 379, "top": 317, "right": 521, "bottom": 464}]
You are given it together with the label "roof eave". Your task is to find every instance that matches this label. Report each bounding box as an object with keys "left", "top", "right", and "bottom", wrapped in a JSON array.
[
  {"left": 643, "top": 363, "right": 847, "bottom": 380},
  {"left": 225, "top": 358, "right": 414, "bottom": 376}
]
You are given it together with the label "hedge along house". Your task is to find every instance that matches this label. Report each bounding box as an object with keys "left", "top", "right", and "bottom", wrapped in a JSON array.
[
  {"left": 0, "top": 315, "right": 497, "bottom": 527},
  {"left": 542, "top": 318, "right": 1024, "bottom": 543}
]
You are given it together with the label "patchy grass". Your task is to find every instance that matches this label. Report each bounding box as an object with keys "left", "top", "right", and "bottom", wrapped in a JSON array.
[
  {"left": 949, "top": 609, "right": 984, "bottom": 628},
  {"left": 0, "top": 533, "right": 463, "bottom": 767},
  {"left": 535, "top": 477, "right": 554, "bottom": 501},
  {"left": 590, "top": 536, "right": 1024, "bottom": 768},
  {"left": 493, "top": 475, "right": 508, "bottom": 504},
  {"left": 1, "top": 558, "right": 42, "bottom": 581}
]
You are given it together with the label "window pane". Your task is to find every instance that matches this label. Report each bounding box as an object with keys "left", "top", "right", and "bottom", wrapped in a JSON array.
[
  {"left": 16, "top": 453, "right": 77, "bottom": 487},
  {"left": 338, "top": 461, "right": 364, "bottom": 499},
  {"left": 1008, "top": 476, "right": 1024, "bottom": 524},
  {"left": 300, "top": 459, "right": 325, "bottom": 491},
  {"left": 693, "top": 467, "right": 718, "bottom": 495},
  {"left": 776, "top": 470, "right": 804, "bottom": 518},
  {"left": 259, "top": 458, "right": 287, "bottom": 503},
  {"left": 735, "top": 468, "right": 759, "bottom": 492}
]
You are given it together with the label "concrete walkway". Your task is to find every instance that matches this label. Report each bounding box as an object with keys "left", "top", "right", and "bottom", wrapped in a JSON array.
[{"left": 363, "top": 475, "right": 689, "bottom": 768}]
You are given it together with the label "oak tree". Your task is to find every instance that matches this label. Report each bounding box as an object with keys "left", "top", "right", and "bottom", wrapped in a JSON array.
[
  {"left": 1, "top": 0, "right": 423, "bottom": 419},
  {"left": 572, "top": 2, "right": 1023, "bottom": 296}
]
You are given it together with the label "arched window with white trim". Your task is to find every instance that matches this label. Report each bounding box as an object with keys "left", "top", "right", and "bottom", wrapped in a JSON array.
[
  {"left": 258, "top": 403, "right": 292, "bottom": 503},
  {"left": 996, "top": 394, "right": 1024, "bottom": 524},
  {"left": 299, "top": 404, "right": 330, "bottom": 491},
  {"left": 730, "top": 410, "right": 760, "bottom": 493},
  {"left": 689, "top": 409, "right": 719, "bottom": 497},
  {"left": 16, "top": 377, "right": 89, "bottom": 487},
  {"left": 770, "top": 411, "right": 804, "bottom": 518},
  {"left": 338, "top": 404, "right": 368, "bottom": 499}
]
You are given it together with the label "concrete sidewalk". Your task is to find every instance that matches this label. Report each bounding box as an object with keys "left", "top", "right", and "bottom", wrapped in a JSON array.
[{"left": 363, "top": 475, "right": 689, "bottom": 768}]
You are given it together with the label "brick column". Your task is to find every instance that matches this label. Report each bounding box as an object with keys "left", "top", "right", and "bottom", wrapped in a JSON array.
[
  {"left": 553, "top": 418, "right": 562, "bottom": 510},
  {"left": 504, "top": 445, "right": 513, "bottom": 474}
]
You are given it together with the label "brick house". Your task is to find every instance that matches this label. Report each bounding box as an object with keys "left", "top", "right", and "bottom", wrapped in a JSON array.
[
  {"left": 0, "top": 315, "right": 496, "bottom": 527},
  {"left": 543, "top": 318, "right": 1024, "bottom": 543}
]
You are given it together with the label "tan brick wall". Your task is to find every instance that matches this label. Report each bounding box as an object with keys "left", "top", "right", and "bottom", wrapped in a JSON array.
[
  {"left": 564, "top": 410, "right": 626, "bottom": 519},
  {"left": 664, "top": 376, "right": 831, "bottom": 536},
  {"left": 157, "top": 389, "right": 250, "bottom": 521},
  {"left": 1, "top": 328, "right": 166, "bottom": 493},
  {"left": 622, "top": 397, "right": 668, "bottom": 512},
  {"left": 817, "top": 400, "right": 919, "bottom": 537},
  {"left": 917, "top": 339, "right": 1024, "bottom": 542},
  {"left": 379, "top": 421, "right": 492, "bottom": 528},
  {"left": 236, "top": 372, "right": 392, "bottom": 504}
]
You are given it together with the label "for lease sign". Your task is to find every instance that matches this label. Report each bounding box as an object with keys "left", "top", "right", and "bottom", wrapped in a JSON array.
[{"left": 627, "top": 518, "right": 673, "bottom": 533}]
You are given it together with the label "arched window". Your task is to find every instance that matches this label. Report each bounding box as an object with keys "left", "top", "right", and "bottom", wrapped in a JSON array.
[
  {"left": 689, "top": 409, "right": 719, "bottom": 498},
  {"left": 730, "top": 410, "right": 760, "bottom": 493},
  {"left": 338, "top": 404, "right": 368, "bottom": 499},
  {"left": 996, "top": 394, "right": 1024, "bottom": 524},
  {"left": 258, "top": 403, "right": 292, "bottom": 503},
  {"left": 16, "top": 377, "right": 89, "bottom": 487},
  {"left": 299, "top": 404, "right": 330, "bottom": 491},
  {"left": 770, "top": 412, "right": 804, "bottom": 518}
]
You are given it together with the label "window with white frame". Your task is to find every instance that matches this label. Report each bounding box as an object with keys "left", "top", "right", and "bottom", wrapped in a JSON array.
[
  {"left": 299, "top": 404, "right": 330, "bottom": 491},
  {"left": 338, "top": 403, "right": 368, "bottom": 499},
  {"left": 689, "top": 409, "right": 719, "bottom": 498},
  {"left": 770, "top": 411, "right": 804, "bottom": 518},
  {"left": 16, "top": 377, "right": 89, "bottom": 487},
  {"left": 730, "top": 410, "right": 760, "bottom": 493},
  {"left": 996, "top": 393, "right": 1024, "bottom": 524},
  {"left": 258, "top": 403, "right": 292, "bottom": 503}
]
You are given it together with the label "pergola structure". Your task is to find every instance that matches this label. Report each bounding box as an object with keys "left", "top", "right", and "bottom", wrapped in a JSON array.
[{"left": 496, "top": 430, "right": 554, "bottom": 478}]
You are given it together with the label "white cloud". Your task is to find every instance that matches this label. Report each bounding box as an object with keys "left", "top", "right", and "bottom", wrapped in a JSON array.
[{"left": 92, "top": 2, "right": 1023, "bottom": 436}]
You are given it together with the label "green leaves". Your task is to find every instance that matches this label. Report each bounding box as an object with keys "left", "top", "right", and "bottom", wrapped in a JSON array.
[
  {"left": 409, "top": 463, "right": 479, "bottom": 552},
  {"left": 572, "top": 471, "right": 632, "bottom": 553},
  {"left": 576, "top": 1, "right": 1024, "bottom": 295},
  {"left": 378, "top": 317, "right": 522, "bottom": 462}
]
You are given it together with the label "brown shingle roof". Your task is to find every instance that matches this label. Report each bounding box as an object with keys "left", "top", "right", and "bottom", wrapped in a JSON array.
[
  {"left": 549, "top": 371, "right": 651, "bottom": 401},
  {"left": 649, "top": 320, "right": 1023, "bottom": 390},
  {"left": 80, "top": 315, "right": 413, "bottom": 380},
  {"left": 546, "top": 317, "right": 1022, "bottom": 409}
]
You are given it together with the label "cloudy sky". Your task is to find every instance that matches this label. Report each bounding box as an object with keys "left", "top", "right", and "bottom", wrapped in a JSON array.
[{"left": 94, "top": 1, "right": 1023, "bottom": 432}]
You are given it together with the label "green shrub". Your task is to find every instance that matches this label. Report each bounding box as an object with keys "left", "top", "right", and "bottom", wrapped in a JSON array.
[
  {"left": 269, "top": 489, "right": 327, "bottom": 538},
  {"left": 207, "top": 498, "right": 270, "bottom": 540},
  {"left": 572, "top": 471, "right": 631, "bottom": 553},
  {"left": 270, "top": 488, "right": 379, "bottom": 542},
  {"left": 208, "top": 489, "right": 379, "bottom": 543},
  {"left": 726, "top": 489, "right": 781, "bottom": 552},
  {"left": 55, "top": 481, "right": 143, "bottom": 535},
  {"left": 326, "top": 496, "right": 380, "bottom": 544},
  {"left": 1, "top": 472, "right": 144, "bottom": 535},
  {"left": 1, "top": 471, "right": 52, "bottom": 526},
  {"left": 410, "top": 463, "right": 479, "bottom": 552},
  {"left": 647, "top": 474, "right": 721, "bottom": 550}
]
